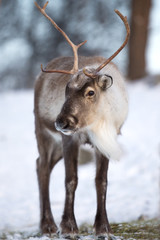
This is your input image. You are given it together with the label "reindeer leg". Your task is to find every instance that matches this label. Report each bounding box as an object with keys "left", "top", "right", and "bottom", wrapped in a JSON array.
[
  {"left": 36, "top": 127, "right": 62, "bottom": 235},
  {"left": 60, "top": 135, "right": 79, "bottom": 236},
  {"left": 94, "top": 151, "right": 112, "bottom": 236},
  {"left": 37, "top": 157, "right": 58, "bottom": 234}
]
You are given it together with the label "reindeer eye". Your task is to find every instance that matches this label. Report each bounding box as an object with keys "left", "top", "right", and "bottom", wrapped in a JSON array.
[{"left": 87, "top": 90, "right": 95, "bottom": 96}]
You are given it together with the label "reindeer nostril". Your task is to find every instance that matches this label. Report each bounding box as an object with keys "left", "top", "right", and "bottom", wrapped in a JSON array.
[
  {"left": 56, "top": 118, "right": 69, "bottom": 130},
  {"left": 56, "top": 115, "right": 78, "bottom": 132},
  {"left": 62, "top": 122, "right": 69, "bottom": 129}
]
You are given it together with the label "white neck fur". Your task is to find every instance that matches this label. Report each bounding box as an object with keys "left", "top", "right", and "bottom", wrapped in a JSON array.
[{"left": 88, "top": 119, "right": 122, "bottom": 160}]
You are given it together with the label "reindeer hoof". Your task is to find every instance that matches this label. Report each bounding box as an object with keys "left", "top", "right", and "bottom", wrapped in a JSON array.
[
  {"left": 94, "top": 218, "right": 112, "bottom": 238},
  {"left": 95, "top": 225, "right": 110, "bottom": 237},
  {"left": 60, "top": 218, "right": 78, "bottom": 237},
  {"left": 40, "top": 218, "right": 58, "bottom": 235}
]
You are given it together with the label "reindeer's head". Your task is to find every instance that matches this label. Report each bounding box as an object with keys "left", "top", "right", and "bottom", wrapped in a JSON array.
[
  {"left": 55, "top": 70, "right": 113, "bottom": 135},
  {"left": 35, "top": 1, "right": 130, "bottom": 135}
]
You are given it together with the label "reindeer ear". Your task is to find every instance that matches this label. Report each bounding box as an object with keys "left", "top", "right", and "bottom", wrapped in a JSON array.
[{"left": 97, "top": 74, "right": 113, "bottom": 90}]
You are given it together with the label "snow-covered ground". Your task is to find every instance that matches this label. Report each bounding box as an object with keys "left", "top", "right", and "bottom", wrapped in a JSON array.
[{"left": 0, "top": 80, "right": 160, "bottom": 239}]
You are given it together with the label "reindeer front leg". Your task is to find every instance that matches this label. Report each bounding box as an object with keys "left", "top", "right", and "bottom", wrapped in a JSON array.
[
  {"left": 37, "top": 157, "right": 58, "bottom": 234},
  {"left": 60, "top": 135, "right": 79, "bottom": 236},
  {"left": 94, "top": 151, "right": 112, "bottom": 236}
]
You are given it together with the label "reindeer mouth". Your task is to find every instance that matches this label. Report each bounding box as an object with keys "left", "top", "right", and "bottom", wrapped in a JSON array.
[
  {"left": 57, "top": 128, "right": 78, "bottom": 136},
  {"left": 60, "top": 129, "right": 74, "bottom": 136},
  {"left": 55, "top": 121, "right": 78, "bottom": 136}
]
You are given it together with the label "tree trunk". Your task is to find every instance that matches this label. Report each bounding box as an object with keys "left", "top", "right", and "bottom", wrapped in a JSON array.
[{"left": 128, "top": 0, "right": 152, "bottom": 80}]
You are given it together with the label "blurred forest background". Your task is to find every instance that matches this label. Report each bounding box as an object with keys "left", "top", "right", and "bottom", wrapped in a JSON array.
[{"left": 0, "top": 0, "right": 159, "bottom": 91}]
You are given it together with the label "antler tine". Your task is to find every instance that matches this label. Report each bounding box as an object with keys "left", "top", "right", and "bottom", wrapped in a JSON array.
[
  {"left": 34, "top": 1, "right": 87, "bottom": 75},
  {"left": 40, "top": 64, "right": 73, "bottom": 75},
  {"left": 83, "top": 9, "right": 130, "bottom": 78}
]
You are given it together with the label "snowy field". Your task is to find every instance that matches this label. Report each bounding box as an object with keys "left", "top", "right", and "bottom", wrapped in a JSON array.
[{"left": 0, "top": 80, "right": 160, "bottom": 239}]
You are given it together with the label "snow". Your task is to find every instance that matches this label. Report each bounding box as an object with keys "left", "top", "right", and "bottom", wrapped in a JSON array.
[{"left": 0, "top": 81, "right": 160, "bottom": 239}]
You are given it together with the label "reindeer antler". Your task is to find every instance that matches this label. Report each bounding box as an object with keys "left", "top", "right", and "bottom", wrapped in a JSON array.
[
  {"left": 34, "top": 1, "right": 87, "bottom": 75},
  {"left": 83, "top": 9, "right": 130, "bottom": 78}
]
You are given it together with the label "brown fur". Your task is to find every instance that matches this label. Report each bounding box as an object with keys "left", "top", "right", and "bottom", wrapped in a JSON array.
[{"left": 34, "top": 55, "right": 127, "bottom": 237}]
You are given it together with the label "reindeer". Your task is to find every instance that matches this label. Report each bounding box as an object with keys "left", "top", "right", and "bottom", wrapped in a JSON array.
[{"left": 34, "top": 1, "right": 130, "bottom": 238}]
